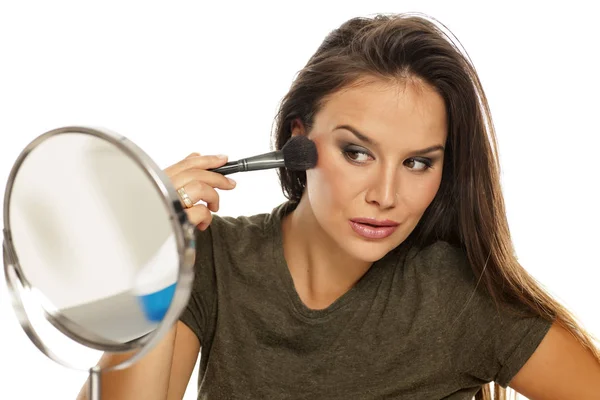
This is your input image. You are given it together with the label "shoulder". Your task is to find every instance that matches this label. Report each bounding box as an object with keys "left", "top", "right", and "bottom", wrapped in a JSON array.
[
  {"left": 210, "top": 212, "right": 271, "bottom": 239},
  {"left": 195, "top": 202, "right": 289, "bottom": 256},
  {"left": 406, "top": 240, "right": 466, "bottom": 265},
  {"left": 405, "top": 240, "right": 551, "bottom": 330},
  {"left": 404, "top": 240, "right": 474, "bottom": 285},
  {"left": 209, "top": 202, "right": 285, "bottom": 239},
  {"left": 402, "top": 240, "right": 497, "bottom": 316}
]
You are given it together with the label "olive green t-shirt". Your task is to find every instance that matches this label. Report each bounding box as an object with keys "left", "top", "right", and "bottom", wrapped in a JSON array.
[{"left": 179, "top": 201, "right": 552, "bottom": 399}]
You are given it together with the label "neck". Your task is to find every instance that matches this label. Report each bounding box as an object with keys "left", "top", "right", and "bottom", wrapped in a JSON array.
[{"left": 281, "top": 195, "right": 372, "bottom": 309}]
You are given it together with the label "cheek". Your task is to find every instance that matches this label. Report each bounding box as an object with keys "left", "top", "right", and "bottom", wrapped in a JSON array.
[
  {"left": 404, "top": 172, "right": 443, "bottom": 211},
  {"left": 307, "top": 144, "right": 359, "bottom": 204}
]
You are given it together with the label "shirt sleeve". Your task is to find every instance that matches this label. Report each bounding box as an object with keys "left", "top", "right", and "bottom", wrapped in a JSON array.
[
  {"left": 420, "top": 241, "right": 554, "bottom": 389},
  {"left": 178, "top": 219, "right": 218, "bottom": 346}
]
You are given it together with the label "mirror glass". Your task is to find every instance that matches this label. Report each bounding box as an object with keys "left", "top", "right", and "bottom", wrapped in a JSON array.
[{"left": 6, "top": 131, "right": 180, "bottom": 347}]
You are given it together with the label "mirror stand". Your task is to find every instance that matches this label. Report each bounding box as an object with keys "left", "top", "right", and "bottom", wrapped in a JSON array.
[{"left": 89, "top": 366, "right": 101, "bottom": 400}]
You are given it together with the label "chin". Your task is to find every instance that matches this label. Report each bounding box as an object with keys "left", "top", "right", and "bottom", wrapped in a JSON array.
[{"left": 342, "top": 239, "right": 397, "bottom": 263}]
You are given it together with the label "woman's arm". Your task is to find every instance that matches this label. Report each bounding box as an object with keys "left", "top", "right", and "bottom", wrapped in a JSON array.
[
  {"left": 509, "top": 322, "right": 600, "bottom": 399},
  {"left": 76, "top": 321, "right": 200, "bottom": 400}
]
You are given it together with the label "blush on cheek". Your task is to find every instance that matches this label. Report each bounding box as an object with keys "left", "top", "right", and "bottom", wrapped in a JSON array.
[
  {"left": 310, "top": 159, "right": 345, "bottom": 202},
  {"left": 403, "top": 175, "right": 442, "bottom": 210},
  {"left": 307, "top": 152, "right": 364, "bottom": 220},
  {"left": 419, "top": 177, "right": 443, "bottom": 206},
  {"left": 327, "top": 157, "right": 373, "bottom": 199}
]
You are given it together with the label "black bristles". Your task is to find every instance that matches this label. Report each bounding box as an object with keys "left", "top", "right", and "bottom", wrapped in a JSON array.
[{"left": 281, "top": 136, "right": 318, "bottom": 171}]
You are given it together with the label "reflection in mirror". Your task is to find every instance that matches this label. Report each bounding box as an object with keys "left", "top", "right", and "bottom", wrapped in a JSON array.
[{"left": 7, "top": 132, "right": 179, "bottom": 345}]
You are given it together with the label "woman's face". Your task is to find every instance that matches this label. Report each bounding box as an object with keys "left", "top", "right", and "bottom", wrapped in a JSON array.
[{"left": 294, "top": 77, "right": 448, "bottom": 263}]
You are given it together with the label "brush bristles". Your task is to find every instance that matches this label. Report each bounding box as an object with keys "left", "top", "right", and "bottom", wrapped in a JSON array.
[{"left": 281, "top": 136, "right": 318, "bottom": 171}]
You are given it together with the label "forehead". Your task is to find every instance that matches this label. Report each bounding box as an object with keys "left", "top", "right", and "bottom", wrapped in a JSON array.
[{"left": 313, "top": 77, "right": 448, "bottom": 147}]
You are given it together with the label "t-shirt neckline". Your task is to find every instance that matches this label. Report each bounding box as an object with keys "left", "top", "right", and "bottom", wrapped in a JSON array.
[{"left": 269, "top": 201, "right": 387, "bottom": 320}]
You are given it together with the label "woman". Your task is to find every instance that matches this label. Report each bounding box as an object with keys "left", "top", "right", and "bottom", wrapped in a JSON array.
[{"left": 79, "top": 13, "right": 600, "bottom": 400}]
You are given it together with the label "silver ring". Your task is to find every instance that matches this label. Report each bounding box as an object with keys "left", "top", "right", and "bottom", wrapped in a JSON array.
[{"left": 177, "top": 187, "right": 193, "bottom": 209}]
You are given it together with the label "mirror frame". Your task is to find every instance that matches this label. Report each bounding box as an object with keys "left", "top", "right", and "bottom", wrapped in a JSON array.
[{"left": 2, "top": 126, "right": 196, "bottom": 371}]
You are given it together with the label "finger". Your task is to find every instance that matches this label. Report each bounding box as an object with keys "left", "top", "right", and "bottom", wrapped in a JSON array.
[
  {"left": 171, "top": 168, "right": 236, "bottom": 192},
  {"left": 164, "top": 153, "right": 203, "bottom": 176},
  {"left": 184, "top": 204, "right": 212, "bottom": 230},
  {"left": 166, "top": 154, "right": 229, "bottom": 177},
  {"left": 182, "top": 154, "right": 229, "bottom": 171},
  {"left": 179, "top": 181, "right": 220, "bottom": 212}
]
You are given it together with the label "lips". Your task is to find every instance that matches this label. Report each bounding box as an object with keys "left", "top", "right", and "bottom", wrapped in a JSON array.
[
  {"left": 350, "top": 218, "right": 399, "bottom": 227},
  {"left": 349, "top": 218, "right": 399, "bottom": 239}
]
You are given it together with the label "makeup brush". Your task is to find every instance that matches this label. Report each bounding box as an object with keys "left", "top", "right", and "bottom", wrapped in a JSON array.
[{"left": 208, "top": 136, "right": 318, "bottom": 176}]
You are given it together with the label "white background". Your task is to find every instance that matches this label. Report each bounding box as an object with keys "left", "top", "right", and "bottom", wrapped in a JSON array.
[{"left": 1, "top": 1, "right": 598, "bottom": 399}]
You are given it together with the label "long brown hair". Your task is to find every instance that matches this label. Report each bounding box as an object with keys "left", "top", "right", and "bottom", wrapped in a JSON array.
[{"left": 271, "top": 13, "right": 600, "bottom": 400}]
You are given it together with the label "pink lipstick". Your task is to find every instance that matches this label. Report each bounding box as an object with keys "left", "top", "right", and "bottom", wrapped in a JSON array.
[{"left": 349, "top": 218, "right": 399, "bottom": 239}]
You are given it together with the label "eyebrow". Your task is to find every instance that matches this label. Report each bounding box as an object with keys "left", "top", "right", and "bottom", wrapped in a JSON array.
[{"left": 334, "top": 124, "right": 445, "bottom": 155}]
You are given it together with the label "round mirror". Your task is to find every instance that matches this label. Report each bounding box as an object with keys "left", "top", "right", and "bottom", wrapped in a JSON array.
[{"left": 2, "top": 126, "right": 196, "bottom": 399}]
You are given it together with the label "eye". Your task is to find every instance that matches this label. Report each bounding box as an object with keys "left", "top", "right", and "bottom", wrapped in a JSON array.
[
  {"left": 343, "top": 145, "right": 373, "bottom": 164},
  {"left": 405, "top": 157, "right": 432, "bottom": 171}
]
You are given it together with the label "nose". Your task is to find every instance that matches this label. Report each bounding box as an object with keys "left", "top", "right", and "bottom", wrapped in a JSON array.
[{"left": 365, "top": 165, "right": 398, "bottom": 209}]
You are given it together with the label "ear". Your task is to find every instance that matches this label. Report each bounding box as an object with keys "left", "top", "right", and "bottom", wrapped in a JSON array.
[{"left": 290, "top": 118, "right": 306, "bottom": 137}]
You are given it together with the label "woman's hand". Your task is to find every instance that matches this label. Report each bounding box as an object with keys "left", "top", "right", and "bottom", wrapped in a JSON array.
[{"left": 164, "top": 152, "right": 236, "bottom": 230}]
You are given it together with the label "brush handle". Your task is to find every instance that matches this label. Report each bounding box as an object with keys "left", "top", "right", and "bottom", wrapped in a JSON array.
[
  {"left": 209, "top": 151, "right": 285, "bottom": 176},
  {"left": 209, "top": 161, "right": 243, "bottom": 176}
]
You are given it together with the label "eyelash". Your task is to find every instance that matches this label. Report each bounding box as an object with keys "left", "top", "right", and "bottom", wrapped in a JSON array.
[{"left": 342, "top": 145, "right": 434, "bottom": 171}]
